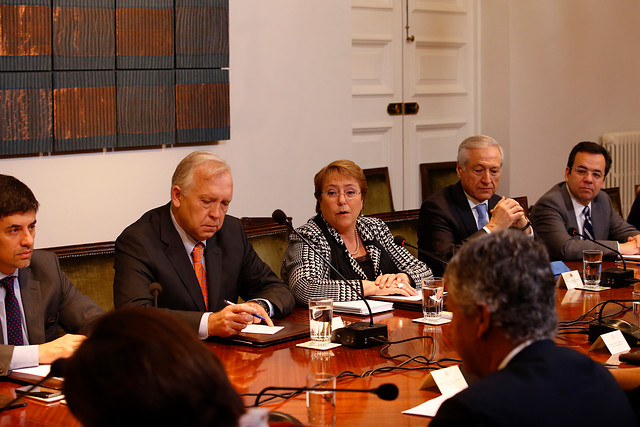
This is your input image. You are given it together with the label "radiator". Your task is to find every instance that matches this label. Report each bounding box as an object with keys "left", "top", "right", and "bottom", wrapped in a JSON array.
[{"left": 601, "top": 131, "right": 640, "bottom": 216}]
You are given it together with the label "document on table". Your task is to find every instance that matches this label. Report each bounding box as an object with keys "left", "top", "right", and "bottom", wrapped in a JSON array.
[
  {"left": 402, "top": 392, "right": 459, "bottom": 417},
  {"left": 374, "top": 294, "right": 422, "bottom": 301},
  {"left": 623, "top": 254, "right": 640, "bottom": 262},
  {"left": 242, "top": 324, "right": 284, "bottom": 335}
]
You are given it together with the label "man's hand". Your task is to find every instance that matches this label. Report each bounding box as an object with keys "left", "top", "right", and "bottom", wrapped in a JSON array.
[
  {"left": 208, "top": 303, "right": 273, "bottom": 337},
  {"left": 620, "top": 236, "right": 640, "bottom": 255},
  {"left": 486, "top": 197, "right": 526, "bottom": 232},
  {"left": 38, "top": 334, "right": 86, "bottom": 364}
]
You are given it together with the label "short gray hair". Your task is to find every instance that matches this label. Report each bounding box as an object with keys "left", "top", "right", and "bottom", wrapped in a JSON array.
[
  {"left": 457, "top": 135, "right": 504, "bottom": 170},
  {"left": 444, "top": 230, "right": 557, "bottom": 343},
  {"left": 171, "top": 151, "right": 231, "bottom": 195}
]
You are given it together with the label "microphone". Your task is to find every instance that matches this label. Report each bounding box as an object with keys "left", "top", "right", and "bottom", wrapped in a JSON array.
[
  {"left": 149, "top": 282, "right": 163, "bottom": 308},
  {"left": 0, "top": 358, "right": 67, "bottom": 413},
  {"left": 393, "top": 235, "right": 449, "bottom": 267},
  {"left": 587, "top": 299, "right": 640, "bottom": 346},
  {"left": 272, "top": 209, "right": 388, "bottom": 348},
  {"left": 567, "top": 227, "right": 636, "bottom": 288},
  {"left": 253, "top": 383, "right": 398, "bottom": 406}
]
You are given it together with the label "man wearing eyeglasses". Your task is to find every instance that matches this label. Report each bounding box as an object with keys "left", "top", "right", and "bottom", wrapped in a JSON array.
[
  {"left": 418, "top": 135, "right": 532, "bottom": 276},
  {"left": 531, "top": 141, "right": 640, "bottom": 260}
]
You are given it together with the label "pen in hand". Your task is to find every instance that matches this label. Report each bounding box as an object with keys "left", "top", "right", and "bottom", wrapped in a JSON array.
[{"left": 223, "top": 300, "right": 267, "bottom": 323}]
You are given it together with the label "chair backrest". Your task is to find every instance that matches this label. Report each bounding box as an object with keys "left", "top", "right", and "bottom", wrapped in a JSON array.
[
  {"left": 367, "top": 209, "right": 420, "bottom": 258},
  {"left": 512, "top": 196, "right": 530, "bottom": 218},
  {"left": 602, "top": 187, "right": 622, "bottom": 216},
  {"left": 419, "top": 161, "right": 458, "bottom": 202},
  {"left": 241, "top": 217, "right": 290, "bottom": 278},
  {"left": 363, "top": 167, "right": 394, "bottom": 215},
  {"left": 635, "top": 184, "right": 640, "bottom": 196}
]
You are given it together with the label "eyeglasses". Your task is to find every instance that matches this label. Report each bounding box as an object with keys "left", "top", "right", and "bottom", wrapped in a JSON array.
[
  {"left": 572, "top": 167, "right": 604, "bottom": 181},
  {"left": 322, "top": 190, "right": 361, "bottom": 199}
]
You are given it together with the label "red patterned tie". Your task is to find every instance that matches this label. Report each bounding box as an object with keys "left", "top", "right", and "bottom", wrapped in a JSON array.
[
  {"left": 1, "top": 276, "right": 24, "bottom": 346},
  {"left": 192, "top": 243, "right": 208, "bottom": 310}
]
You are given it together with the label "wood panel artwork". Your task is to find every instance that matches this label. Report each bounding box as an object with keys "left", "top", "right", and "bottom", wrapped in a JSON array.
[{"left": 0, "top": 0, "right": 229, "bottom": 157}]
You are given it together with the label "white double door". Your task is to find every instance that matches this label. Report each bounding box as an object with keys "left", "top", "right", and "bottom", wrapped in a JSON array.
[{"left": 351, "top": 0, "right": 476, "bottom": 209}]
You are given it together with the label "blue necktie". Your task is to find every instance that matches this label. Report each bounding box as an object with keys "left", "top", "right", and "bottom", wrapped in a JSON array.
[
  {"left": 583, "top": 206, "right": 595, "bottom": 240},
  {"left": 476, "top": 203, "right": 489, "bottom": 229},
  {"left": 1, "top": 276, "right": 24, "bottom": 346}
]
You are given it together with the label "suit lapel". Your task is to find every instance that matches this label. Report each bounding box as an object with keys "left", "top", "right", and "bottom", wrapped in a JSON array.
[
  {"left": 451, "top": 182, "right": 480, "bottom": 235},
  {"left": 17, "top": 267, "right": 44, "bottom": 344},
  {"left": 204, "top": 235, "right": 222, "bottom": 311},
  {"left": 591, "top": 192, "right": 610, "bottom": 239},
  {"left": 560, "top": 183, "right": 580, "bottom": 231},
  {"left": 159, "top": 206, "right": 207, "bottom": 312}
]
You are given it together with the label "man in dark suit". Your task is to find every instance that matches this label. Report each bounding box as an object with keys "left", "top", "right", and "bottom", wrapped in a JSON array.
[
  {"left": 531, "top": 141, "right": 640, "bottom": 260},
  {"left": 430, "top": 230, "right": 635, "bottom": 426},
  {"left": 114, "top": 151, "right": 295, "bottom": 338},
  {"left": 418, "top": 135, "right": 531, "bottom": 275},
  {"left": 0, "top": 175, "right": 104, "bottom": 375}
]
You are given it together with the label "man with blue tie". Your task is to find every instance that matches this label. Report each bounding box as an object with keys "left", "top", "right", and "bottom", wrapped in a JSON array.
[
  {"left": 531, "top": 141, "right": 640, "bottom": 260},
  {"left": 418, "top": 135, "right": 532, "bottom": 276},
  {"left": 0, "top": 175, "right": 104, "bottom": 375}
]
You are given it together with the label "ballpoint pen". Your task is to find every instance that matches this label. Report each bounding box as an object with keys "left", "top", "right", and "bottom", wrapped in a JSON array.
[{"left": 223, "top": 300, "right": 267, "bottom": 322}]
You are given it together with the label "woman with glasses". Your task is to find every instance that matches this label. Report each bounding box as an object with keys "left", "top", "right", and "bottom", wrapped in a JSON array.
[{"left": 282, "top": 160, "right": 432, "bottom": 305}]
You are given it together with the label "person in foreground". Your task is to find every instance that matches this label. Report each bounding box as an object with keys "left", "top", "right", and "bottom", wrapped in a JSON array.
[
  {"left": 63, "top": 308, "right": 268, "bottom": 427},
  {"left": 282, "top": 160, "right": 431, "bottom": 305},
  {"left": 0, "top": 175, "right": 104, "bottom": 375},
  {"left": 113, "top": 151, "right": 295, "bottom": 338},
  {"left": 531, "top": 141, "right": 640, "bottom": 260},
  {"left": 418, "top": 135, "right": 532, "bottom": 276},
  {"left": 430, "top": 230, "right": 635, "bottom": 426}
]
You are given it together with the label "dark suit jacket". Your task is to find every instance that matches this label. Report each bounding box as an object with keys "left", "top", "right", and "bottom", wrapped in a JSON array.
[
  {"left": 629, "top": 191, "right": 640, "bottom": 231},
  {"left": 0, "top": 250, "right": 104, "bottom": 375},
  {"left": 431, "top": 339, "right": 636, "bottom": 426},
  {"left": 531, "top": 182, "right": 639, "bottom": 260},
  {"left": 113, "top": 203, "right": 295, "bottom": 333},
  {"left": 418, "top": 181, "right": 501, "bottom": 275}
]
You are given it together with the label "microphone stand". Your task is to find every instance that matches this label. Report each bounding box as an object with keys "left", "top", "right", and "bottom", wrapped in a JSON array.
[
  {"left": 253, "top": 383, "right": 399, "bottom": 406},
  {"left": 272, "top": 210, "right": 388, "bottom": 348},
  {"left": 588, "top": 298, "right": 640, "bottom": 345}
]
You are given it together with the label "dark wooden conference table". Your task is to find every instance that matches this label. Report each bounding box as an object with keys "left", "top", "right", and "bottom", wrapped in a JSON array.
[{"left": 0, "top": 261, "right": 638, "bottom": 426}]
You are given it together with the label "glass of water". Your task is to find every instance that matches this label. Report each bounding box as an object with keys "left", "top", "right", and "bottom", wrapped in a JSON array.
[
  {"left": 307, "top": 372, "right": 336, "bottom": 427},
  {"left": 421, "top": 277, "right": 444, "bottom": 318},
  {"left": 582, "top": 250, "right": 603, "bottom": 289},
  {"left": 309, "top": 297, "right": 333, "bottom": 344}
]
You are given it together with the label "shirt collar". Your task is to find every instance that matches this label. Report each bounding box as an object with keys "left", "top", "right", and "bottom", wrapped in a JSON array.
[
  {"left": 170, "top": 208, "right": 205, "bottom": 257},
  {"left": 497, "top": 339, "right": 534, "bottom": 370}
]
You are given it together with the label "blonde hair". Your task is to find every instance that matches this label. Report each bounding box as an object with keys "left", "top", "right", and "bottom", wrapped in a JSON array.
[{"left": 171, "top": 151, "right": 231, "bottom": 195}]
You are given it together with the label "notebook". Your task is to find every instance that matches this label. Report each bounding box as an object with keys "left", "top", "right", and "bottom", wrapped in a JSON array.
[{"left": 211, "top": 319, "right": 310, "bottom": 348}]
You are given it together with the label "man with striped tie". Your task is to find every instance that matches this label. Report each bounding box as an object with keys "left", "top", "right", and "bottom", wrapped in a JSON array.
[
  {"left": 531, "top": 141, "right": 640, "bottom": 260},
  {"left": 0, "top": 175, "right": 104, "bottom": 375}
]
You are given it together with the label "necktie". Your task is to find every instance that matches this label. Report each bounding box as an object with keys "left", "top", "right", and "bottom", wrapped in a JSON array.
[
  {"left": 1, "top": 276, "right": 24, "bottom": 346},
  {"left": 583, "top": 206, "right": 595, "bottom": 240},
  {"left": 192, "top": 242, "right": 208, "bottom": 310},
  {"left": 476, "top": 203, "right": 489, "bottom": 229}
]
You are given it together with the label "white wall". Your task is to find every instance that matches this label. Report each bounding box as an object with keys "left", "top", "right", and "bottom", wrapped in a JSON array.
[
  {"left": 0, "top": 1, "right": 352, "bottom": 248},
  {"left": 481, "top": 0, "right": 640, "bottom": 204}
]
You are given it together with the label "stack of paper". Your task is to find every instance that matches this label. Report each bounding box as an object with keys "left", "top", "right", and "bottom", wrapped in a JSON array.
[{"left": 333, "top": 299, "right": 393, "bottom": 316}]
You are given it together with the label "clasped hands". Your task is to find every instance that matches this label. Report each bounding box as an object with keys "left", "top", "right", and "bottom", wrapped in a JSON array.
[
  {"left": 620, "top": 235, "right": 640, "bottom": 255},
  {"left": 364, "top": 273, "right": 417, "bottom": 297},
  {"left": 486, "top": 197, "right": 531, "bottom": 234}
]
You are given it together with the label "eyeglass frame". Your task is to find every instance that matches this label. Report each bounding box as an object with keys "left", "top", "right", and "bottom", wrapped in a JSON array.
[
  {"left": 321, "top": 189, "right": 362, "bottom": 199},
  {"left": 570, "top": 166, "right": 604, "bottom": 181}
]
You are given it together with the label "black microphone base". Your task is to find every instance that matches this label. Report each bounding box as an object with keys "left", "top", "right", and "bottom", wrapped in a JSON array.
[
  {"left": 588, "top": 319, "right": 640, "bottom": 346},
  {"left": 601, "top": 268, "right": 635, "bottom": 288},
  {"left": 332, "top": 322, "right": 388, "bottom": 348}
]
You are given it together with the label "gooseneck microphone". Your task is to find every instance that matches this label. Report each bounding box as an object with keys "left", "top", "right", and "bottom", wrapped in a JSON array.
[
  {"left": 253, "top": 382, "right": 399, "bottom": 406},
  {"left": 588, "top": 299, "right": 640, "bottom": 346},
  {"left": 0, "top": 358, "right": 67, "bottom": 413},
  {"left": 149, "top": 282, "right": 163, "bottom": 308},
  {"left": 272, "top": 209, "right": 388, "bottom": 348},
  {"left": 567, "top": 227, "right": 636, "bottom": 288},
  {"left": 393, "top": 235, "right": 449, "bottom": 267}
]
